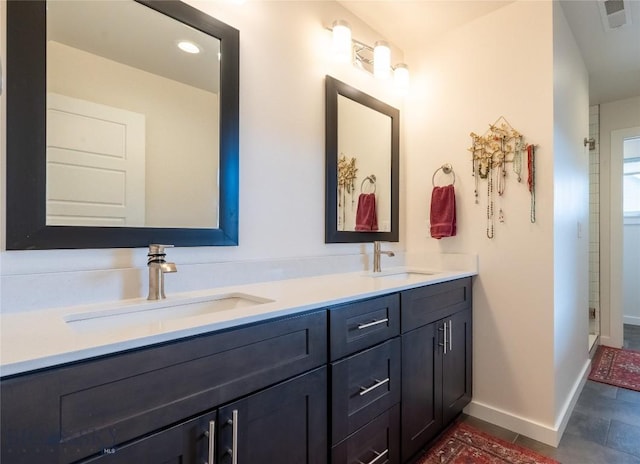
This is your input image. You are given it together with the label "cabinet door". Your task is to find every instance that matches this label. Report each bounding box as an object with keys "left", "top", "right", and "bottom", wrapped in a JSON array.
[
  {"left": 1, "top": 310, "right": 326, "bottom": 464},
  {"left": 217, "top": 367, "right": 327, "bottom": 464},
  {"left": 401, "top": 322, "right": 443, "bottom": 463},
  {"left": 80, "top": 411, "right": 217, "bottom": 464},
  {"left": 442, "top": 308, "right": 472, "bottom": 426}
]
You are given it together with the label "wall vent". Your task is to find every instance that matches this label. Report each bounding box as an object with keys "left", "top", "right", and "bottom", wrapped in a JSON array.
[{"left": 598, "top": 0, "right": 632, "bottom": 30}]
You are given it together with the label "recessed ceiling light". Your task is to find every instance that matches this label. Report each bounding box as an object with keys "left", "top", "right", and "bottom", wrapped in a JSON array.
[{"left": 177, "top": 40, "right": 201, "bottom": 54}]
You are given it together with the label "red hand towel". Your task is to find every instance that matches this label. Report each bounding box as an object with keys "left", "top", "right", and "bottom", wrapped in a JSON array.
[
  {"left": 430, "top": 184, "right": 456, "bottom": 239},
  {"left": 355, "top": 193, "right": 378, "bottom": 231}
]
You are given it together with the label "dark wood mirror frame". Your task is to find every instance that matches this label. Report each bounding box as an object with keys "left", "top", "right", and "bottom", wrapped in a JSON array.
[
  {"left": 325, "top": 76, "right": 399, "bottom": 243},
  {"left": 5, "top": 0, "right": 239, "bottom": 249}
]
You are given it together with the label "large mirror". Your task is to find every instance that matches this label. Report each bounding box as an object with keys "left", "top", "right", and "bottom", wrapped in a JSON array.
[
  {"left": 325, "top": 76, "right": 399, "bottom": 243},
  {"left": 6, "top": 0, "right": 239, "bottom": 249}
]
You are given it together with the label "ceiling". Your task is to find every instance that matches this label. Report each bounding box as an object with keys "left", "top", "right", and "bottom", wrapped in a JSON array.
[{"left": 338, "top": 0, "right": 640, "bottom": 105}]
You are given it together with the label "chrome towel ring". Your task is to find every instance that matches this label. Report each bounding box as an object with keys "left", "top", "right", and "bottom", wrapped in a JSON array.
[
  {"left": 360, "top": 174, "right": 377, "bottom": 194},
  {"left": 432, "top": 164, "right": 455, "bottom": 187}
]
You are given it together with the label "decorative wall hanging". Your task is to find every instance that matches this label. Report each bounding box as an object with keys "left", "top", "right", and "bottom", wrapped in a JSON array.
[{"left": 468, "top": 116, "right": 537, "bottom": 238}]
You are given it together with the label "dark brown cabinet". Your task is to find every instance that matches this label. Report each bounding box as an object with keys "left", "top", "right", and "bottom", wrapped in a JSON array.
[
  {"left": 1, "top": 276, "right": 472, "bottom": 464},
  {"left": 331, "top": 404, "right": 400, "bottom": 464},
  {"left": 400, "top": 278, "right": 472, "bottom": 463},
  {"left": 329, "top": 295, "right": 402, "bottom": 464},
  {"left": 401, "top": 321, "right": 442, "bottom": 461},
  {"left": 329, "top": 293, "right": 400, "bottom": 361},
  {"left": 331, "top": 338, "right": 401, "bottom": 444},
  {"left": 217, "top": 367, "right": 327, "bottom": 464},
  {"left": 79, "top": 367, "right": 327, "bottom": 464},
  {"left": 442, "top": 308, "right": 473, "bottom": 426},
  {"left": 1, "top": 311, "right": 327, "bottom": 464},
  {"left": 80, "top": 411, "right": 217, "bottom": 464}
]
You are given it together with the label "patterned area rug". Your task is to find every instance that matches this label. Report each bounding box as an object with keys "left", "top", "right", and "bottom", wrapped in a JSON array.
[
  {"left": 589, "top": 345, "right": 640, "bottom": 391},
  {"left": 417, "top": 422, "right": 559, "bottom": 464}
]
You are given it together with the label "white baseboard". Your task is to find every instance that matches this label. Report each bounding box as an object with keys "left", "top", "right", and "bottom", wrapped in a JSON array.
[
  {"left": 464, "top": 359, "right": 591, "bottom": 447},
  {"left": 623, "top": 316, "right": 640, "bottom": 326},
  {"left": 600, "top": 335, "right": 623, "bottom": 348},
  {"left": 553, "top": 359, "right": 591, "bottom": 442}
]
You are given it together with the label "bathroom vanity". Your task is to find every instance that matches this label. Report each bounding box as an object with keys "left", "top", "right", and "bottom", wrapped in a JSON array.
[{"left": 0, "top": 273, "right": 472, "bottom": 464}]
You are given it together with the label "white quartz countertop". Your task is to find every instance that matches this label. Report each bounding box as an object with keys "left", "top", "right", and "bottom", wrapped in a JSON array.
[{"left": 0, "top": 267, "right": 476, "bottom": 377}]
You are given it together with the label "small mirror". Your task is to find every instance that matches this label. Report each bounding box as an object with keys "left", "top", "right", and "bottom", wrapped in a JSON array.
[{"left": 325, "top": 76, "right": 399, "bottom": 243}]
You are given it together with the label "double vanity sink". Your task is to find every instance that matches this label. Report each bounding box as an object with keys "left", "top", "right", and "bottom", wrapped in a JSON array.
[
  {"left": 1, "top": 266, "right": 463, "bottom": 376},
  {"left": 65, "top": 268, "right": 438, "bottom": 333},
  {"left": 1, "top": 262, "right": 476, "bottom": 464}
]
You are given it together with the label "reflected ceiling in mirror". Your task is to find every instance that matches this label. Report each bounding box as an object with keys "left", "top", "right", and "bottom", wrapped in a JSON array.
[
  {"left": 46, "top": 1, "right": 220, "bottom": 229},
  {"left": 325, "top": 76, "right": 399, "bottom": 243}
]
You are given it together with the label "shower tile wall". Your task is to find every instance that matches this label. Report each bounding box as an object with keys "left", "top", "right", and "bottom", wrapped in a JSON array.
[{"left": 589, "top": 104, "right": 600, "bottom": 337}]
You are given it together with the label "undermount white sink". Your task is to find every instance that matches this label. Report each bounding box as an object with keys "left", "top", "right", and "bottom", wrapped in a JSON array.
[
  {"left": 64, "top": 293, "right": 274, "bottom": 332},
  {"left": 375, "top": 271, "right": 436, "bottom": 280},
  {"left": 365, "top": 268, "right": 439, "bottom": 280}
]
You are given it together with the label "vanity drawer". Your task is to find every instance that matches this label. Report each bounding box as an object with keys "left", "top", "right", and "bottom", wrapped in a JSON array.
[
  {"left": 0, "top": 310, "right": 326, "bottom": 464},
  {"left": 401, "top": 277, "right": 471, "bottom": 333},
  {"left": 329, "top": 293, "right": 400, "bottom": 361},
  {"left": 331, "top": 404, "right": 400, "bottom": 464},
  {"left": 330, "top": 337, "right": 400, "bottom": 444}
]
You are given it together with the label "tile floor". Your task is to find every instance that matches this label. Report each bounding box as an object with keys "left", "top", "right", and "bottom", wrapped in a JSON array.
[{"left": 461, "top": 325, "right": 640, "bottom": 463}]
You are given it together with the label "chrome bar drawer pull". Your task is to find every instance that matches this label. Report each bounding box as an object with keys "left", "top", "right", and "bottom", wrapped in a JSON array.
[
  {"left": 359, "top": 377, "right": 390, "bottom": 396},
  {"left": 231, "top": 410, "right": 238, "bottom": 464},
  {"left": 204, "top": 420, "right": 215, "bottom": 464},
  {"left": 357, "top": 318, "right": 389, "bottom": 330},
  {"left": 225, "top": 410, "right": 238, "bottom": 464},
  {"left": 366, "top": 448, "right": 389, "bottom": 464},
  {"left": 449, "top": 319, "right": 453, "bottom": 352},
  {"left": 439, "top": 322, "right": 448, "bottom": 354}
]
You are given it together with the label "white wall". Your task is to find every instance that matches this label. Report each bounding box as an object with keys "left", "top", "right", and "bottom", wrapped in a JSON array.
[
  {"left": 404, "top": 0, "right": 588, "bottom": 445},
  {"left": 551, "top": 0, "right": 590, "bottom": 437},
  {"left": 599, "top": 96, "right": 640, "bottom": 346}
]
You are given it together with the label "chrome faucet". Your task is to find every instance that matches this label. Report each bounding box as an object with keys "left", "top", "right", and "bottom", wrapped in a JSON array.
[
  {"left": 147, "top": 244, "right": 177, "bottom": 300},
  {"left": 373, "top": 241, "right": 395, "bottom": 273}
]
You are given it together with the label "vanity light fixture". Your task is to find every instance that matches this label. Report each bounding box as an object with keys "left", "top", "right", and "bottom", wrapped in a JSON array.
[
  {"left": 393, "top": 63, "right": 410, "bottom": 95},
  {"left": 373, "top": 41, "right": 390, "bottom": 79},
  {"left": 328, "top": 21, "right": 410, "bottom": 92},
  {"left": 177, "top": 40, "right": 201, "bottom": 54},
  {"left": 332, "top": 20, "right": 352, "bottom": 63}
]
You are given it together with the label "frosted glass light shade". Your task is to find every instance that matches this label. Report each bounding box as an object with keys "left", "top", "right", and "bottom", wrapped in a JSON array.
[
  {"left": 394, "top": 63, "right": 410, "bottom": 95},
  {"left": 373, "top": 41, "right": 391, "bottom": 79},
  {"left": 332, "top": 20, "right": 352, "bottom": 63}
]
